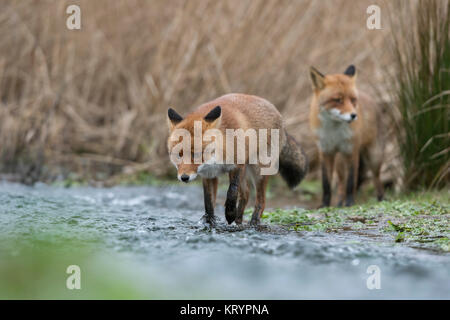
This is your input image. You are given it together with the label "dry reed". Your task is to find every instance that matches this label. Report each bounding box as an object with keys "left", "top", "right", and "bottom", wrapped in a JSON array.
[{"left": 0, "top": 0, "right": 401, "bottom": 183}]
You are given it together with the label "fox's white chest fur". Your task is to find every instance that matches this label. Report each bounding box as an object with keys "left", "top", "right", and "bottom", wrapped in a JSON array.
[{"left": 317, "top": 112, "right": 353, "bottom": 154}]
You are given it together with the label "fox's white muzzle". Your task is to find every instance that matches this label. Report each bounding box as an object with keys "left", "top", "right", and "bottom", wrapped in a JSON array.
[
  {"left": 178, "top": 173, "right": 197, "bottom": 183},
  {"left": 330, "top": 108, "right": 357, "bottom": 123}
]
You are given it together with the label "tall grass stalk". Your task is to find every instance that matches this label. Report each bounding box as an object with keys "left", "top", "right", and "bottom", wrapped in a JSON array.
[{"left": 389, "top": 0, "right": 450, "bottom": 189}]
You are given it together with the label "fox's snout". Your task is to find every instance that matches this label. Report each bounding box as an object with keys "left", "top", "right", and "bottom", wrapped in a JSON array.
[
  {"left": 175, "top": 163, "right": 199, "bottom": 183},
  {"left": 345, "top": 113, "right": 357, "bottom": 123},
  {"left": 342, "top": 111, "right": 358, "bottom": 123},
  {"left": 177, "top": 172, "right": 197, "bottom": 183},
  {"left": 330, "top": 108, "right": 358, "bottom": 123}
]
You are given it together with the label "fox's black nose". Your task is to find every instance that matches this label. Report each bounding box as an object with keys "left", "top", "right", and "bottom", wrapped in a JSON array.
[
  {"left": 180, "top": 174, "right": 189, "bottom": 183},
  {"left": 350, "top": 113, "right": 357, "bottom": 120}
]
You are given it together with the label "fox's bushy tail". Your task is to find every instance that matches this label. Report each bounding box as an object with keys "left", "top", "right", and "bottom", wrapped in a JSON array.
[{"left": 279, "top": 132, "right": 308, "bottom": 189}]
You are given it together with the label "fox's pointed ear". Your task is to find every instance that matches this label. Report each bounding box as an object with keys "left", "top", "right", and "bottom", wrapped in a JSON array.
[
  {"left": 204, "top": 106, "right": 221, "bottom": 128},
  {"left": 167, "top": 108, "right": 183, "bottom": 131},
  {"left": 344, "top": 65, "right": 356, "bottom": 77},
  {"left": 310, "top": 66, "right": 325, "bottom": 90}
]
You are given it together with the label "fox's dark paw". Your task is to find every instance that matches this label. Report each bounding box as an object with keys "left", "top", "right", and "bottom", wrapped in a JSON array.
[
  {"left": 201, "top": 214, "right": 217, "bottom": 228},
  {"left": 224, "top": 202, "right": 236, "bottom": 224},
  {"left": 249, "top": 218, "right": 260, "bottom": 227},
  {"left": 317, "top": 203, "right": 330, "bottom": 209},
  {"left": 225, "top": 210, "right": 236, "bottom": 224},
  {"left": 224, "top": 200, "right": 237, "bottom": 224},
  {"left": 377, "top": 194, "right": 385, "bottom": 202}
]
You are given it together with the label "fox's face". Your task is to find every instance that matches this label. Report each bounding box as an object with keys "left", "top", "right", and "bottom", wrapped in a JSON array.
[
  {"left": 310, "top": 65, "right": 359, "bottom": 123},
  {"left": 166, "top": 106, "right": 222, "bottom": 183}
]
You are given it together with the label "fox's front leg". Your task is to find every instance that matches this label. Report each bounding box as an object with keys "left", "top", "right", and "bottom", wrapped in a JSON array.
[
  {"left": 224, "top": 166, "right": 244, "bottom": 224},
  {"left": 202, "top": 178, "right": 218, "bottom": 226},
  {"left": 320, "top": 153, "right": 335, "bottom": 208}
]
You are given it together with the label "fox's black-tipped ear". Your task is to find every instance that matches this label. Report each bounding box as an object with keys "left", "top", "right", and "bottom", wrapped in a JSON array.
[
  {"left": 204, "top": 106, "right": 221, "bottom": 128},
  {"left": 204, "top": 106, "right": 221, "bottom": 122},
  {"left": 168, "top": 108, "right": 183, "bottom": 123},
  {"left": 344, "top": 65, "right": 356, "bottom": 77},
  {"left": 310, "top": 66, "right": 325, "bottom": 90},
  {"left": 167, "top": 108, "right": 183, "bottom": 130}
]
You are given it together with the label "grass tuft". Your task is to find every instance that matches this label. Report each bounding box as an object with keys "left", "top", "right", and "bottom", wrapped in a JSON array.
[
  {"left": 253, "top": 191, "right": 450, "bottom": 252},
  {"left": 388, "top": 0, "right": 450, "bottom": 189}
]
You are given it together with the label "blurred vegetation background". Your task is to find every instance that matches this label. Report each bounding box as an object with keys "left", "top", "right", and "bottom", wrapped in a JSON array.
[{"left": 0, "top": 0, "right": 448, "bottom": 189}]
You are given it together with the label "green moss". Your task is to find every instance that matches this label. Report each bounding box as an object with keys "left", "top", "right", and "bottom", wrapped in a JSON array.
[{"left": 251, "top": 192, "right": 449, "bottom": 252}]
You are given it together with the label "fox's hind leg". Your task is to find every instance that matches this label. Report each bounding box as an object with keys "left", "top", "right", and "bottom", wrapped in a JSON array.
[
  {"left": 364, "top": 143, "right": 384, "bottom": 201},
  {"left": 202, "top": 178, "right": 218, "bottom": 226},
  {"left": 225, "top": 166, "right": 245, "bottom": 224},
  {"left": 250, "top": 174, "right": 268, "bottom": 226},
  {"left": 235, "top": 178, "right": 249, "bottom": 225}
]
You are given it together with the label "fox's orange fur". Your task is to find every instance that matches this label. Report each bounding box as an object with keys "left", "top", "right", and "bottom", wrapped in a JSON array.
[
  {"left": 309, "top": 65, "right": 384, "bottom": 207},
  {"left": 167, "top": 93, "right": 308, "bottom": 226}
]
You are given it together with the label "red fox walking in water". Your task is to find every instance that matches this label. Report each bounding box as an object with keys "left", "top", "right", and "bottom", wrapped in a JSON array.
[
  {"left": 167, "top": 93, "right": 308, "bottom": 226},
  {"left": 309, "top": 65, "right": 385, "bottom": 207}
]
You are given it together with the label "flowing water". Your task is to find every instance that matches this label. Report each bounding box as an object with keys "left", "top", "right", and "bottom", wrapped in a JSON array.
[{"left": 0, "top": 182, "right": 448, "bottom": 299}]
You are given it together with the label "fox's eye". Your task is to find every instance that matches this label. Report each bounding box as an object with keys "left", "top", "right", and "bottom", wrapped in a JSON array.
[
  {"left": 332, "top": 98, "right": 343, "bottom": 104},
  {"left": 351, "top": 97, "right": 357, "bottom": 105}
]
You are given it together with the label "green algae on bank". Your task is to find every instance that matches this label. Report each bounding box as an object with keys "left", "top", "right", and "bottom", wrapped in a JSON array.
[{"left": 253, "top": 195, "right": 449, "bottom": 252}]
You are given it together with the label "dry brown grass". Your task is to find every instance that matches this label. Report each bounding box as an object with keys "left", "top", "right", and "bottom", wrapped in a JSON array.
[{"left": 0, "top": 0, "right": 402, "bottom": 183}]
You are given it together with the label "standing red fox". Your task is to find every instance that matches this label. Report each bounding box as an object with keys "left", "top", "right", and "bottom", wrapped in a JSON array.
[
  {"left": 309, "top": 65, "right": 384, "bottom": 207},
  {"left": 167, "top": 93, "right": 308, "bottom": 226}
]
